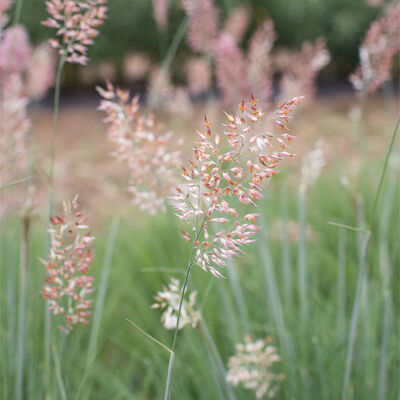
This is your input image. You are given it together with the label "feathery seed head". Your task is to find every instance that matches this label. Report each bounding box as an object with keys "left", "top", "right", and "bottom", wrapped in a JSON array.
[
  {"left": 152, "top": 278, "right": 200, "bottom": 330},
  {"left": 41, "top": 197, "right": 94, "bottom": 334},
  {"left": 171, "top": 96, "right": 304, "bottom": 277},
  {"left": 42, "top": 0, "right": 107, "bottom": 65},
  {"left": 226, "top": 336, "right": 284, "bottom": 399}
]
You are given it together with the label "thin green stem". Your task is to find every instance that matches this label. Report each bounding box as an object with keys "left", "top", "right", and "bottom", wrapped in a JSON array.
[
  {"left": 125, "top": 319, "right": 172, "bottom": 354},
  {"left": 13, "top": 0, "right": 24, "bottom": 25},
  {"left": 369, "top": 114, "right": 399, "bottom": 231},
  {"left": 48, "top": 56, "right": 66, "bottom": 217},
  {"left": 52, "top": 344, "right": 68, "bottom": 400},
  {"left": 328, "top": 221, "right": 370, "bottom": 234},
  {"left": 341, "top": 231, "right": 371, "bottom": 400},
  {"left": 297, "top": 189, "right": 308, "bottom": 322},
  {"left": 163, "top": 214, "right": 208, "bottom": 400},
  {"left": 15, "top": 215, "right": 30, "bottom": 400},
  {"left": 0, "top": 177, "right": 31, "bottom": 191}
]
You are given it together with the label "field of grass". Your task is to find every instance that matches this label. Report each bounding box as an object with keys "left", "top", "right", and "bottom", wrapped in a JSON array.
[{"left": 1, "top": 95, "right": 399, "bottom": 399}]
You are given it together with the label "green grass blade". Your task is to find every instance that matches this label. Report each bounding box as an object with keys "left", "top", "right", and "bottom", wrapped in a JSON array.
[
  {"left": 52, "top": 344, "right": 68, "bottom": 400},
  {"left": 0, "top": 177, "right": 31, "bottom": 192},
  {"left": 86, "top": 216, "right": 120, "bottom": 368}
]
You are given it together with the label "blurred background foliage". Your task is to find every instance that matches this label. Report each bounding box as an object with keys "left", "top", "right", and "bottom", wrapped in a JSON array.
[{"left": 18, "top": 0, "right": 384, "bottom": 84}]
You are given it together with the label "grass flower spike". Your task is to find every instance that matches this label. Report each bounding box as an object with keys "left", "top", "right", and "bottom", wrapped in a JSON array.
[
  {"left": 97, "top": 81, "right": 184, "bottom": 214},
  {"left": 42, "top": 0, "right": 107, "bottom": 65},
  {"left": 185, "top": 0, "right": 219, "bottom": 55},
  {"left": 41, "top": 196, "right": 94, "bottom": 333},
  {"left": 152, "top": 278, "right": 200, "bottom": 330},
  {"left": 350, "top": 2, "right": 400, "bottom": 93},
  {"left": 170, "top": 96, "right": 304, "bottom": 277},
  {"left": 0, "top": 74, "right": 30, "bottom": 186},
  {"left": 226, "top": 336, "right": 284, "bottom": 399},
  {"left": 300, "top": 139, "right": 325, "bottom": 192}
]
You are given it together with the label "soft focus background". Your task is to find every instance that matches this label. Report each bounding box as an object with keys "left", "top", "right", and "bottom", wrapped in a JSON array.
[{"left": 1, "top": 0, "right": 399, "bottom": 399}]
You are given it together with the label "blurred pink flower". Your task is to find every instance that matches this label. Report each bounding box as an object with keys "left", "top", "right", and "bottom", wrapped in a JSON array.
[
  {"left": 123, "top": 52, "right": 151, "bottom": 82},
  {"left": 41, "top": 196, "right": 94, "bottom": 334},
  {"left": 0, "top": 73, "right": 30, "bottom": 186},
  {"left": 0, "top": 25, "right": 31, "bottom": 76},
  {"left": 170, "top": 96, "right": 304, "bottom": 277},
  {"left": 246, "top": 19, "right": 276, "bottom": 104},
  {"left": 42, "top": 0, "right": 107, "bottom": 65},
  {"left": 222, "top": 5, "right": 250, "bottom": 44},
  {"left": 0, "top": 0, "right": 12, "bottom": 27},
  {"left": 185, "top": 57, "right": 212, "bottom": 95},
  {"left": 227, "top": 336, "right": 284, "bottom": 399},
  {"left": 186, "top": 0, "right": 220, "bottom": 55},
  {"left": 152, "top": 0, "right": 169, "bottom": 30},
  {"left": 215, "top": 34, "right": 248, "bottom": 105},
  {"left": 279, "top": 37, "right": 330, "bottom": 103},
  {"left": 26, "top": 42, "right": 56, "bottom": 100},
  {"left": 350, "top": 3, "right": 400, "bottom": 93},
  {"left": 97, "top": 81, "right": 184, "bottom": 214}
]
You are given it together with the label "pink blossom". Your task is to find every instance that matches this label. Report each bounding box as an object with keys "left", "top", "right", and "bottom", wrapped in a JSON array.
[
  {"left": 350, "top": 3, "right": 400, "bottom": 93},
  {"left": 0, "top": 25, "right": 31, "bottom": 76},
  {"left": 246, "top": 19, "right": 276, "bottom": 104},
  {"left": 26, "top": 43, "right": 56, "bottom": 100},
  {"left": 222, "top": 6, "right": 250, "bottom": 44},
  {"left": 0, "top": 73, "right": 30, "bottom": 186},
  {"left": 279, "top": 37, "right": 330, "bottom": 103},
  {"left": 42, "top": 0, "right": 108, "bottom": 65},
  {"left": 97, "top": 81, "right": 184, "bottom": 214},
  {"left": 171, "top": 96, "right": 304, "bottom": 276},
  {"left": 186, "top": 0, "right": 220, "bottom": 55},
  {"left": 152, "top": 0, "right": 169, "bottom": 30},
  {"left": 41, "top": 197, "right": 95, "bottom": 334},
  {"left": 0, "top": 0, "right": 12, "bottom": 27},
  {"left": 215, "top": 34, "right": 248, "bottom": 105},
  {"left": 185, "top": 57, "right": 212, "bottom": 95}
]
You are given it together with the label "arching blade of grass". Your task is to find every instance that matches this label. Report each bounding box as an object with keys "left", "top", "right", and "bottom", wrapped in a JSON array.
[
  {"left": 52, "top": 343, "right": 67, "bottom": 400},
  {"left": 126, "top": 318, "right": 173, "bottom": 355},
  {"left": 15, "top": 216, "right": 30, "bottom": 400},
  {"left": 258, "top": 217, "right": 297, "bottom": 394},
  {"left": 377, "top": 159, "right": 397, "bottom": 400},
  {"left": 0, "top": 177, "right": 31, "bottom": 192},
  {"left": 226, "top": 259, "right": 249, "bottom": 330},
  {"left": 297, "top": 189, "right": 308, "bottom": 323},
  {"left": 337, "top": 228, "right": 347, "bottom": 341},
  {"left": 280, "top": 181, "right": 292, "bottom": 308},
  {"left": 199, "top": 318, "right": 237, "bottom": 400}
]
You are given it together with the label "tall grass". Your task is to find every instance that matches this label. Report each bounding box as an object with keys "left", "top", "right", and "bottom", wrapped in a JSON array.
[{"left": 2, "top": 149, "right": 398, "bottom": 398}]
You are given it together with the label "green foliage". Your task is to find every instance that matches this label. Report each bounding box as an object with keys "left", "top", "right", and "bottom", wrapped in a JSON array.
[{"left": 1, "top": 158, "right": 399, "bottom": 399}]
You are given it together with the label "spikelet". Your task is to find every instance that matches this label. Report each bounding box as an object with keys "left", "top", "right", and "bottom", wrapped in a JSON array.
[
  {"left": 279, "top": 37, "right": 330, "bottom": 103},
  {"left": 350, "top": 3, "right": 400, "bottom": 93},
  {"left": 170, "top": 96, "right": 304, "bottom": 277},
  {"left": 222, "top": 5, "right": 250, "bottom": 44},
  {"left": 152, "top": 0, "right": 169, "bottom": 30},
  {"left": 0, "top": 74, "right": 30, "bottom": 186},
  {"left": 152, "top": 278, "right": 200, "bottom": 330},
  {"left": 246, "top": 19, "right": 276, "bottom": 104},
  {"left": 215, "top": 34, "right": 248, "bottom": 105},
  {"left": 186, "top": 0, "right": 220, "bottom": 55},
  {"left": 42, "top": 0, "right": 107, "bottom": 65},
  {"left": 41, "top": 197, "right": 95, "bottom": 334},
  {"left": 97, "top": 81, "right": 184, "bottom": 214},
  {"left": 226, "top": 336, "right": 284, "bottom": 399}
]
